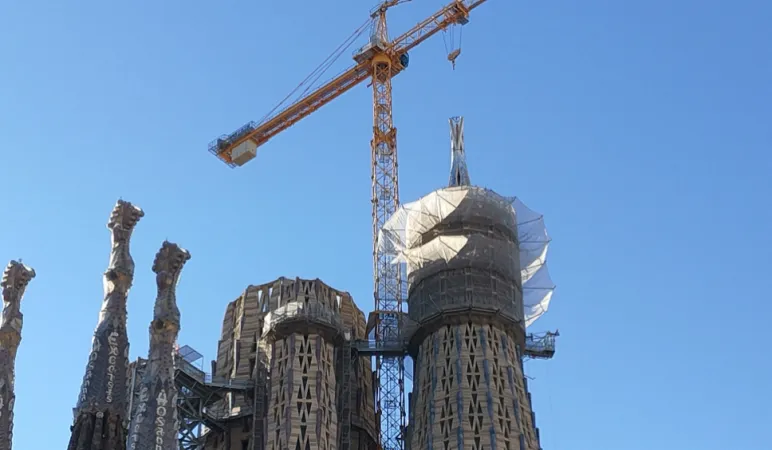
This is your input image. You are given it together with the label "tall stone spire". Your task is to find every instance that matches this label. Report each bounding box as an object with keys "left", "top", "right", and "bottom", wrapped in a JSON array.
[
  {"left": 448, "top": 116, "right": 471, "bottom": 187},
  {"left": 68, "top": 200, "right": 144, "bottom": 450},
  {"left": 0, "top": 261, "right": 35, "bottom": 450},
  {"left": 127, "top": 241, "right": 190, "bottom": 450}
]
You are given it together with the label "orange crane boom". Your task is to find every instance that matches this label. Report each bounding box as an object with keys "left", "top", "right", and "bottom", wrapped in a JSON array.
[
  {"left": 208, "top": 2, "right": 491, "bottom": 450},
  {"left": 207, "top": 0, "right": 486, "bottom": 167}
]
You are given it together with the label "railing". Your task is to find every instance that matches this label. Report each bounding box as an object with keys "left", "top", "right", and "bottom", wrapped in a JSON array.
[
  {"left": 205, "top": 375, "right": 253, "bottom": 390},
  {"left": 203, "top": 403, "right": 252, "bottom": 421},
  {"left": 263, "top": 301, "right": 343, "bottom": 336},
  {"left": 353, "top": 35, "right": 387, "bottom": 58},
  {"left": 524, "top": 331, "right": 558, "bottom": 359},
  {"left": 175, "top": 352, "right": 252, "bottom": 389},
  {"left": 352, "top": 339, "right": 408, "bottom": 355},
  {"left": 408, "top": 289, "right": 521, "bottom": 325},
  {"left": 176, "top": 356, "right": 206, "bottom": 382},
  {"left": 208, "top": 121, "right": 258, "bottom": 155}
]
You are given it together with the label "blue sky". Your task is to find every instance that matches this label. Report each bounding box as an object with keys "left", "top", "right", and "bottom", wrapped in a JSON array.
[{"left": 1, "top": 0, "right": 771, "bottom": 448}]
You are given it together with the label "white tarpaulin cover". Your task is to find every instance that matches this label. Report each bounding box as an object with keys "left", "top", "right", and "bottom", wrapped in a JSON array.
[{"left": 378, "top": 186, "right": 554, "bottom": 328}]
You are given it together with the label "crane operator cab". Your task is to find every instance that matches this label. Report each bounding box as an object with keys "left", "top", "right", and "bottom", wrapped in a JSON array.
[{"left": 400, "top": 52, "right": 410, "bottom": 69}]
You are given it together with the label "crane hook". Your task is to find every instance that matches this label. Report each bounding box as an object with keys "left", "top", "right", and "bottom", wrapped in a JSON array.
[{"left": 447, "top": 48, "right": 461, "bottom": 70}]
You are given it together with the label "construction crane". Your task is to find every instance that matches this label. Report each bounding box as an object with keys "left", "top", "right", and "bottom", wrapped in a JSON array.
[{"left": 207, "top": 1, "right": 490, "bottom": 449}]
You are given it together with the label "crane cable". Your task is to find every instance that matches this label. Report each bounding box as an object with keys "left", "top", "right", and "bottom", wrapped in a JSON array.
[
  {"left": 258, "top": 17, "right": 373, "bottom": 125},
  {"left": 442, "top": 21, "right": 463, "bottom": 68}
]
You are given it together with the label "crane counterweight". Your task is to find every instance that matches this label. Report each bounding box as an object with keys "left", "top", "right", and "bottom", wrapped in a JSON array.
[{"left": 231, "top": 139, "right": 258, "bottom": 166}]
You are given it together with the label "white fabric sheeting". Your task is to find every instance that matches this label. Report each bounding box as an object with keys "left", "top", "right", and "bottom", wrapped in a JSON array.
[{"left": 378, "top": 186, "right": 555, "bottom": 327}]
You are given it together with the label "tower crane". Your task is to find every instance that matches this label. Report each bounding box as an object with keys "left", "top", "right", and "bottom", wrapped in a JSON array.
[{"left": 208, "top": 1, "right": 491, "bottom": 449}]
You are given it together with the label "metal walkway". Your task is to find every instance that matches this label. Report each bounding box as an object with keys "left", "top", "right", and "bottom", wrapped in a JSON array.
[
  {"left": 352, "top": 332, "right": 558, "bottom": 360},
  {"left": 175, "top": 350, "right": 254, "bottom": 449}
]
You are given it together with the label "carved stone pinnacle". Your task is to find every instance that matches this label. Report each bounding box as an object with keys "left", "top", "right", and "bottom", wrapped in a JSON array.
[
  {"left": 0, "top": 260, "right": 35, "bottom": 348},
  {"left": 0, "top": 261, "right": 35, "bottom": 298},
  {"left": 152, "top": 241, "right": 191, "bottom": 281},
  {"left": 152, "top": 241, "right": 190, "bottom": 328},
  {"left": 0, "top": 261, "right": 34, "bottom": 450},
  {"left": 105, "top": 200, "right": 143, "bottom": 285},
  {"left": 126, "top": 242, "right": 189, "bottom": 450},
  {"left": 107, "top": 200, "right": 144, "bottom": 240}
]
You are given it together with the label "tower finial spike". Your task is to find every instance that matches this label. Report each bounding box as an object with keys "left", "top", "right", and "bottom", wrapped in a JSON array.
[{"left": 448, "top": 116, "right": 470, "bottom": 187}]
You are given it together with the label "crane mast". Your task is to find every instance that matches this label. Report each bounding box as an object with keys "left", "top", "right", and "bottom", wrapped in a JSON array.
[
  {"left": 368, "top": 5, "right": 405, "bottom": 450},
  {"left": 207, "top": 2, "right": 491, "bottom": 450}
]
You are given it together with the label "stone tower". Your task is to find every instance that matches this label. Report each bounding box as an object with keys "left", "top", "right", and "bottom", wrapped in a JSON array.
[
  {"left": 0, "top": 260, "right": 35, "bottom": 450},
  {"left": 127, "top": 241, "right": 191, "bottom": 450},
  {"left": 68, "top": 200, "right": 144, "bottom": 450},
  {"left": 203, "top": 277, "right": 378, "bottom": 450},
  {"left": 379, "top": 118, "right": 553, "bottom": 450}
]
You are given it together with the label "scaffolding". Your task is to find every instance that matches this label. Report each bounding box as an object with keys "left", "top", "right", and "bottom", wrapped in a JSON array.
[
  {"left": 249, "top": 357, "right": 266, "bottom": 450},
  {"left": 174, "top": 345, "right": 254, "bottom": 450},
  {"left": 339, "top": 334, "right": 354, "bottom": 450},
  {"left": 523, "top": 331, "right": 559, "bottom": 360},
  {"left": 351, "top": 334, "right": 557, "bottom": 360}
]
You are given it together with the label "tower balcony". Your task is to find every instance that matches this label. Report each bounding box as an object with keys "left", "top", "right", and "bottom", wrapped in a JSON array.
[{"left": 261, "top": 300, "right": 345, "bottom": 342}]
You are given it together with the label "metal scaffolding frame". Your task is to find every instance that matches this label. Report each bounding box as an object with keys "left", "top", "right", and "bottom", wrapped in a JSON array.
[
  {"left": 339, "top": 336, "right": 354, "bottom": 450},
  {"left": 173, "top": 348, "right": 254, "bottom": 450},
  {"left": 352, "top": 334, "right": 557, "bottom": 360},
  {"left": 249, "top": 358, "right": 266, "bottom": 450}
]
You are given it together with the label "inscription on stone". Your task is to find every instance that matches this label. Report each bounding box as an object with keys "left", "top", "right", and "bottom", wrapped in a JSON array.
[{"left": 106, "top": 331, "right": 119, "bottom": 403}]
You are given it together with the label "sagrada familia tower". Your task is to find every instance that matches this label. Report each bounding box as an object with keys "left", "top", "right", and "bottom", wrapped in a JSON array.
[
  {"left": 0, "top": 261, "right": 36, "bottom": 450},
  {"left": 60, "top": 200, "right": 190, "bottom": 450},
  {"left": 126, "top": 241, "right": 191, "bottom": 450},
  {"left": 68, "top": 200, "right": 144, "bottom": 450}
]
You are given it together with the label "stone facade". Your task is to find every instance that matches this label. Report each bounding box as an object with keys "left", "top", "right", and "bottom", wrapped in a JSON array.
[
  {"left": 410, "top": 323, "right": 539, "bottom": 450},
  {"left": 268, "top": 334, "right": 337, "bottom": 450},
  {"left": 204, "top": 277, "right": 377, "bottom": 450}
]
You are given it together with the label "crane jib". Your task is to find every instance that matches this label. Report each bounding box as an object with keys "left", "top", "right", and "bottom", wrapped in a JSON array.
[
  {"left": 211, "top": 0, "right": 488, "bottom": 167},
  {"left": 211, "top": 66, "right": 370, "bottom": 165}
]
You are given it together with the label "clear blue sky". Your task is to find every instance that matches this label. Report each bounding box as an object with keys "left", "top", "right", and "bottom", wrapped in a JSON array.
[{"left": 1, "top": 0, "right": 770, "bottom": 448}]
